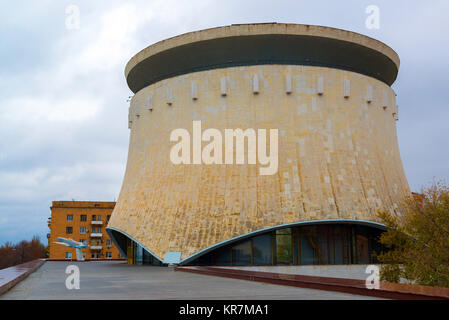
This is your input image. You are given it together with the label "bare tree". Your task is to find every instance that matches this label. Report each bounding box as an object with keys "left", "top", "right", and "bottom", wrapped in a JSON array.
[{"left": 0, "top": 235, "right": 46, "bottom": 270}]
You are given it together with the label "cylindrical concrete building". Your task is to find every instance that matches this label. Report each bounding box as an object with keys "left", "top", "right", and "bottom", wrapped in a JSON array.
[{"left": 107, "top": 23, "right": 410, "bottom": 266}]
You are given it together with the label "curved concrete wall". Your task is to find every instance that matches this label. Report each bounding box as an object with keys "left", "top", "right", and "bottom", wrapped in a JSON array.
[{"left": 107, "top": 60, "right": 410, "bottom": 261}]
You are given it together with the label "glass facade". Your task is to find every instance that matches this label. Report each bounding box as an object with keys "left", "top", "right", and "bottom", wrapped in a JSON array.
[
  {"left": 125, "top": 238, "right": 162, "bottom": 266},
  {"left": 186, "top": 224, "right": 384, "bottom": 266},
  {"left": 118, "top": 223, "right": 384, "bottom": 266}
]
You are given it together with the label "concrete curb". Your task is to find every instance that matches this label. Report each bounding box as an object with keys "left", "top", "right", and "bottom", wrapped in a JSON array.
[
  {"left": 0, "top": 259, "right": 46, "bottom": 296},
  {"left": 175, "top": 266, "right": 449, "bottom": 300}
]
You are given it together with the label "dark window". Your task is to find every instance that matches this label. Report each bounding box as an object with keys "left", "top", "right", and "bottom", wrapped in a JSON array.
[
  {"left": 275, "top": 228, "right": 292, "bottom": 265},
  {"left": 66, "top": 227, "right": 73, "bottom": 234},
  {"left": 80, "top": 215, "right": 87, "bottom": 221},
  {"left": 143, "top": 249, "right": 151, "bottom": 264},
  {"left": 135, "top": 244, "right": 143, "bottom": 265},
  {"left": 231, "top": 240, "right": 251, "bottom": 265},
  {"left": 66, "top": 214, "right": 73, "bottom": 222},
  {"left": 213, "top": 246, "right": 231, "bottom": 266},
  {"left": 253, "top": 234, "right": 272, "bottom": 265},
  {"left": 297, "top": 230, "right": 316, "bottom": 265},
  {"left": 355, "top": 226, "right": 372, "bottom": 264}
]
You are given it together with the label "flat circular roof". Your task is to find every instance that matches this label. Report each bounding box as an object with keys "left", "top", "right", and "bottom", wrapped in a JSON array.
[{"left": 126, "top": 23, "right": 400, "bottom": 93}]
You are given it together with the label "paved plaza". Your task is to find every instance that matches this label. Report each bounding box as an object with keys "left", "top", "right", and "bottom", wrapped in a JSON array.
[{"left": 0, "top": 261, "right": 380, "bottom": 300}]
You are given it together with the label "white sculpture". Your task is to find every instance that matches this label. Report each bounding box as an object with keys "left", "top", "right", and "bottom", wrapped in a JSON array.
[{"left": 54, "top": 237, "right": 88, "bottom": 261}]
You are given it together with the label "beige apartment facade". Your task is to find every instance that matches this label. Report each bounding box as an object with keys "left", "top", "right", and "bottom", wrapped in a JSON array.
[{"left": 48, "top": 201, "right": 123, "bottom": 260}]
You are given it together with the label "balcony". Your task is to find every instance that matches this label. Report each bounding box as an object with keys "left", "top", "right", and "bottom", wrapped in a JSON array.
[
  {"left": 90, "top": 233, "right": 102, "bottom": 238},
  {"left": 90, "top": 245, "right": 102, "bottom": 250},
  {"left": 91, "top": 220, "right": 103, "bottom": 225}
]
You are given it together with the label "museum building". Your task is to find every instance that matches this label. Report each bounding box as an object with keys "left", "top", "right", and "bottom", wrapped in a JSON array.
[{"left": 106, "top": 23, "right": 410, "bottom": 266}]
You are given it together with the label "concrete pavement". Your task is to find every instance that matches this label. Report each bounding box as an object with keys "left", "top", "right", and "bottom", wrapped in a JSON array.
[{"left": 0, "top": 261, "right": 381, "bottom": 300}]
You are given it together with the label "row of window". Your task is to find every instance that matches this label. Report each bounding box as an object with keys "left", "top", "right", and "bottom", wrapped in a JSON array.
[
  {"left": 75, "top": 239, "right": 112, "bottom": 246},
  {"left": 189, "top": 224, "right": 383, "bottom": 266},
  {"left": 122, "top": 224, "right": 384, "bottom": 266},
  {"left": 65, "top": 252, "right": 114, "bottom": 259},
  {"left": 66, "top": 214, "right": 111, "bottom": 222},
  {"left": 66, "top": 226, "right": 102, "bottom": 234}
]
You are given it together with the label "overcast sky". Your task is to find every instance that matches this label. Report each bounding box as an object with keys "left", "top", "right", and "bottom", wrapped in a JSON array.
[{"left": 1, "top": 0, "right": 448, "bottom": 245}]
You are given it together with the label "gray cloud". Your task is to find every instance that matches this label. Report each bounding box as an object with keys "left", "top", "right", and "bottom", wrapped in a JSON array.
[{"left": 1, "top": 0, "right": 448, "bottom": 244}]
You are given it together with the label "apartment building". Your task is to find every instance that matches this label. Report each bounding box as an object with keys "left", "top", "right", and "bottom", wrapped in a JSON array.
[{"left": 48, "top": 201, "right": 123, "bottom": 260}]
